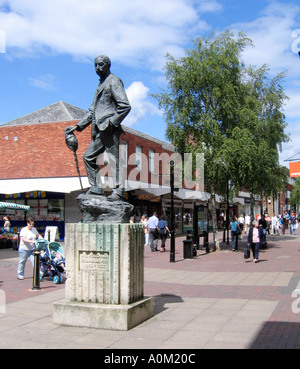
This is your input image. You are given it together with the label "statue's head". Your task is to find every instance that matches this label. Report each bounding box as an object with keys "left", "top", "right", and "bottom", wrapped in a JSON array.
[{"left": 94, "top": 55, "right": 111, "bottom": 79}]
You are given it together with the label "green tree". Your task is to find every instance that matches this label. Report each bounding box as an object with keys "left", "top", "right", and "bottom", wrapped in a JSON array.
[
  {"left": 221, "top": 64, "right": 289, "bottom": 219},
  {"left": 154, "top": 31, "right": 288, "bottom": 250},
  {"left": 290, "top": 177, "right": 300, "bottom": 214}
]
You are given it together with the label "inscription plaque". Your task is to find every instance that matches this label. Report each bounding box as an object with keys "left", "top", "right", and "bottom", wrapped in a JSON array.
[{"left": 79, "top": 251, "right": 109, "bottom": 272}]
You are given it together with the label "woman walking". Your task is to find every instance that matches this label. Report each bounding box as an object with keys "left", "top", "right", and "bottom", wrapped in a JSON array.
[
  {"left": 17, "top": 217, "right": 42, "bottom": 280},
  {"left": 247, "top": 221, "right": 264, "bottom": 263},
  {"left": 0, "top": 216, "right": 11, "bottom": 234}
]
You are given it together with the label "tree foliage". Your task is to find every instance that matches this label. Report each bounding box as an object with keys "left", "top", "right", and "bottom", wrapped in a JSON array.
[{"left": 153, "top": 30, "right": 289, "bottom": 248}]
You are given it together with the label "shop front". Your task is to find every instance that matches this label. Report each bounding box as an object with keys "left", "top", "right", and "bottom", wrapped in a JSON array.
[{"left": 0, "top": 191, "right": 65, "bottom": 240}]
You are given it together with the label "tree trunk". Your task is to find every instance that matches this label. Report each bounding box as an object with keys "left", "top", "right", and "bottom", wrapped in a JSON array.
[
  {"left": 250, "top": 192, "right": 255, "bottom": 223},
  {"left": 210, "top": 191, "right": 221, "bottom": 251}
]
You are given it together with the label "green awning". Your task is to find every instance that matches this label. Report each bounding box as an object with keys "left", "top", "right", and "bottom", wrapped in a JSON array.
[{"left": 0, "top": 202, "right": 30, "bottom": 211}]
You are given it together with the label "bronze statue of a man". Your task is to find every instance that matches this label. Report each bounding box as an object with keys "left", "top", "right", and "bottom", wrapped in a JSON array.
[{"left": 66, "top": 55, "right": 131, "bottom": 200}]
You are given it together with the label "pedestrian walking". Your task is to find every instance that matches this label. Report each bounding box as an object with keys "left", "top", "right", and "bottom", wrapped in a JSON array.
[
  {"left": 289, "top": 213, "right": 298, "bottom": 235},
  {"left": 244, "top": 214, "right": 251, "bottom": 235},
  {"left": 247, "top": 220, "right": 264, "bottom": 263},
  {"left": 0, "top": 216, "right": 11, "bottom": 234},
  {"left": 17, "top": 217, "right": 42, "bottom": 280},
  {"left": 259, "top": 214, "right": 267, "bottom": 245},
  {"left": 265, "top": 214, "right": 271, "bottom": 235},
  {"left": 279, "top": 215, "right": 285, "bottom": 234},
  {"left": 238, "top": 214, "right": 244, "bottom": 239},
  {"left": 140, "top": 215, "right": 149, "bottom": 246},
  {"left": 157, "top": 215, "right": 170, "bottom": 252},
  {"left": 147, "top": 212, "right": 159, "bottom": 252},
  {"left": 271, "top": 213, "right": 279, "bottom": 235},
  {"left": 229, "top": 216, "right": 240, "bottom": 251}
]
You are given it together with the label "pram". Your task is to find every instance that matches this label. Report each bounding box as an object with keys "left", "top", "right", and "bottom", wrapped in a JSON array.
[{"left": 35, "top": 239, "right": 65, "bottom": 284}]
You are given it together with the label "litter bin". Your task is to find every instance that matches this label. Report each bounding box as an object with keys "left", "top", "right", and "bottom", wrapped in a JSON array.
[{"left": 183, "top": 239, "right": 193, "bottom": 259}]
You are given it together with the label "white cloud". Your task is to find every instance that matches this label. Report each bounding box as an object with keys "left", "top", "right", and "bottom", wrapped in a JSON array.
[
  {"left": 279, "top": 121, "right": 300, "bottom": 166},
  {"left": 231, "top": 2, "right": 300, "bottom": 77},
  {"left": 28, "top": 74, "right": 59, "bottom": 91},
  {"left": 284, "top": 88, "right": 300, "bottom": 119},
  {"left": 229, "top": 2, "right": 300, "bottom": 167},
  {"left": 125, "top": 81, "right": 161, "bottom": 127},
  {"left": 0, "top": 0, "right": 221, "bottom": 69}
]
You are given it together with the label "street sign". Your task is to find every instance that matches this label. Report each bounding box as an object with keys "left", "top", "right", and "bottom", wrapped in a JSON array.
[{"left": 289, "top": 162, "right": 300, "bottom": 177}]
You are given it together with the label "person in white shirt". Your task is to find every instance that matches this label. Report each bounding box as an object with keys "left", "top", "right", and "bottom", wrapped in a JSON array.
[
  {"left": 147, "top": 212, "right": 159, "bottom": 252},
  {"left": 238, "top": 215, "right": 245, "bottom": 239},
  {"left": 17, "top": 217, "right": 42, "bottom": 280},
  {"left": 244, "top": 214, "right": 251, "bottom": 234},
  {"left": 140, "top": 215, "right": 149, "bottom": 246},
  {"left": 271, "top": 213, "right": 279, "bottom": 235}
]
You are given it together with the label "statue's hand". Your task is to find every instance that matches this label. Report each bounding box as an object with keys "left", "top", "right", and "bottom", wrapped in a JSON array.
[
  {"left": 65, "top": 126, "right": 77, "bottom": 134},
  {"left": 65, "top": 126, "right": 79, "bottom": 152}
]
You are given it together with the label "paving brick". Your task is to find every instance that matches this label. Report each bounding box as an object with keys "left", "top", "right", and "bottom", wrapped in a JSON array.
[{"left": 0, "top": 230, "right": 300, "bottom": 349}]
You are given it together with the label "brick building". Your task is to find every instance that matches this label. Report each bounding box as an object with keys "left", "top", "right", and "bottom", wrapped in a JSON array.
[{"left": 0, "top": 101, "right": 208, "bottom": 240}]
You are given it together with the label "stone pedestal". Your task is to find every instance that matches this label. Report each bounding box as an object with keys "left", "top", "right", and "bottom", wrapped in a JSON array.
[
  {"left": 53, "top": 223, "right": 153, "bottom": 330},
  {"left": 76, "top": 194, "right": 134, "bottom": 223}
]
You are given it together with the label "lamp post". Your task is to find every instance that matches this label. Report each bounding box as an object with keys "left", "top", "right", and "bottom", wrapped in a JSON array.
[
  {"left": 226, "top": 177, "right": 230, "bottom": 245},
  {"left": 297, "top": 190, "right": 299, "bottom": 217},
  {"left": 170, "top": 160, "right": 175, "bottom": 263}
]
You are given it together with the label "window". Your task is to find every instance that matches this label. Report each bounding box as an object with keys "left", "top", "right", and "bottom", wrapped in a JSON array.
[
  {"left": 120, "top": 141, "right": 128, "bottom": 167},
  {"left": 136, "top": 145, "right": 142, "bottom": 170},
  {"left": 149, "top": 149, "right": 154, "bottom": 173},
  {"left": 27, "top": 199, "right": 64, "bottom": 221}
]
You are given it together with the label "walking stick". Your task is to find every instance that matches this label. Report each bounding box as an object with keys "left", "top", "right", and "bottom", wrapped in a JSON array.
[{"left": 64, "top": 127, "right": 85, "bottom": 193}]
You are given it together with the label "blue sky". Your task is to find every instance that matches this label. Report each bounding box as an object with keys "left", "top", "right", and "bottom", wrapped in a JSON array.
[{"left": 0, "top": 0, "right": 300, "bottom": 166}]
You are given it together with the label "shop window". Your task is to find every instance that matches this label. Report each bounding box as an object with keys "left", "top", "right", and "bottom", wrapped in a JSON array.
[{"left": 27, "top": 199, "right": 64, "bottom": 221}]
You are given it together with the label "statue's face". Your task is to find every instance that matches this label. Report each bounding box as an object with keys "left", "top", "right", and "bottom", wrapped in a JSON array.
[{"left": 94, "top": 57, "right": 110, "bottom": 78}]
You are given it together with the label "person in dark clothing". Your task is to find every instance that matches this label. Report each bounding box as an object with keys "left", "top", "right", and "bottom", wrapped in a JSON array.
[
  {"left": 258, "top": 214, "right": 267, "bottom": 245},
  {"left": 157, "top": 215, "right": 170, "bottom": 252}
]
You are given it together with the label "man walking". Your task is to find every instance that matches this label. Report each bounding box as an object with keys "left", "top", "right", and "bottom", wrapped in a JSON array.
[
  {"left": 290, "top": 213, "right": 297, "bottom": 235},
  {"left": 147, "top": 212, "right": 159, "bottom": 252}
]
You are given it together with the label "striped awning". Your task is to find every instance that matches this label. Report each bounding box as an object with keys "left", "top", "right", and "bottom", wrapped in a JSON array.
[{"left": 0, "top": 202, "right": 30, "bottom": 210}]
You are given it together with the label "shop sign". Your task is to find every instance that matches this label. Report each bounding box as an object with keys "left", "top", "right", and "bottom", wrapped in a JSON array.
[
  {"left": 289, "top": 162, "right": 300, "bottom": 178},
  {"left": 138, "top": 194, "right": 160, "bottom": 202},
  {"left": 5, "top": 191, "right": 46, "bottom": 199}
]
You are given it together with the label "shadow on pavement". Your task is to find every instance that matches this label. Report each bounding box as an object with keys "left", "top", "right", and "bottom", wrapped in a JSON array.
[
  {"left": 153, "top": 293, "right": 184, "bottom": 315},
  {"left": 248, "top": 321, "right": 300, "bottom": 349}
]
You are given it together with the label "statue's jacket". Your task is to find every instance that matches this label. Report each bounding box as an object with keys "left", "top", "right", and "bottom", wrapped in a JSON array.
[{"left": 76, "top": 73, "right": 131, "bottom": 138}]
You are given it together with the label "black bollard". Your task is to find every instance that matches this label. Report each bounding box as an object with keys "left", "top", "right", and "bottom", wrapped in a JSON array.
[{"left": 32, "top": 251, "right": 41, "bottom": 291}]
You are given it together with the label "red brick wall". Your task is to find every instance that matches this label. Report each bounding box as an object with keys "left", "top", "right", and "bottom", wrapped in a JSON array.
[
  {"left": 0, "top": 121, "right": 174, "bottom": 185},
  {"left": 0, "top": 121, "right": 90, "bottom": 179}
]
